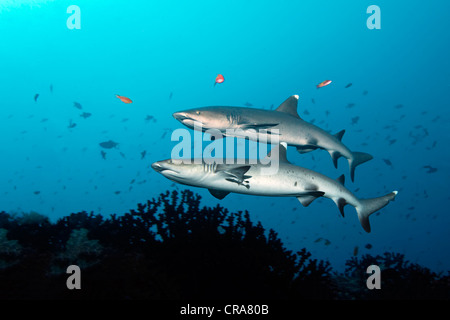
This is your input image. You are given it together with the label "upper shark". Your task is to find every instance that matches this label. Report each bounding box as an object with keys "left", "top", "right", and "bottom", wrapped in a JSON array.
[
  {"left": 173, "top": 95, "right": 373, "bottom": 181},
  {"left": 152, "top": 144, "right": 397, "bottom": 233}
]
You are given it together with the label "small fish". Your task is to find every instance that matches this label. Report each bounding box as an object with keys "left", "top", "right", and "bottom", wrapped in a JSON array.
[
  {"left": 304, "top": 109, "right": 310, "bottom": 115},
  {"left": 362, "top": 90, "right": 368, "bottom": 96},
  {"left": 116, "top": 95, "right": 133, "bottom": 104},
  {"left": 351, "top": 116, "right": 359, "bottom": 125},
  {"left": 353, "top": 246, "right": 359, "bottom": 256},
  {"left": 73, "top": 102, "right": 82, "bottom": 110},
  {"left": 423, "top": 165, "right": 437, "bottom": 173},
  {"left": 389, "top": 139, "right": 397, "bottom": 145},
  {"left": 114, "top": 191, "right": 121, "bottom": 195},
  {"left": 345, "top": 83, "right": 352, "bottom": 88},
  {"left": 395, "top": 104, "right": 404, "bottom": 109},
  {"left": 316, "top": 80, "right": 332, "bottom": 88},
  {"left": 383, "top": 159, "right": 393, "bottom": 167},
  {"left": 33, "top": 191, "right": 40, "bottom": 195},
  {"left": 119, "top": 152, "right": 126, "bottom": 159},
  {"left": 346, "top": 103, "right": 355, "bottom": 108},
  {"left": 50, "top": 84, "right": 53, "bottom": 93},
  {"left": 80, "top": 112, "right": 92, "bottom": 119},
  {"left": 68, "top": 120, "right": 77, "bottom": 128},
  {"left": 99, "top": 140, "right": 119, "bottom": 149},
  {"left": 34, "top": 94, "right": 39, "bottom": 102},
  {"left": 141, "top": 150, "right": 146, "bottom": 159},
  {"left": 100, "top": 150, "right": 107, "bottom": 159},
  {"left": 244, "top": 102, "right": 253, "bottom": 107},
  {"left": 214, "top": 74, "right": 224, "bottom": 86},
  {"left": 169, "top": 92, "right": 173, "bottom": 100},
  {"left": 365, "top": 244, "right": 372, "bottom": 249},
  {"left": 311, "top": 98, "right": 315, "bottom": 104}
]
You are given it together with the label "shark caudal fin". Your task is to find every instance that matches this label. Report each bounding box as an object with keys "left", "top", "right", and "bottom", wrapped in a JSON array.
[
  {"left": 356, "top": 191, "right": 398, "bottom": 233},
  {"left": 349, "top": 152, "right": 373, "bottom": 182}
]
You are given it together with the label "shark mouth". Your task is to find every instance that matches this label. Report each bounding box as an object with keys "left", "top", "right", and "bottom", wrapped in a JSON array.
[
  {"left": 173, "top": 112, "right": 193, "bottom": 121},
  {"left": 151, "top": 162, "right": 179, "bottom": 175},
  {"left": 172, "top": 112, "right": 204, "bottom": 128}
]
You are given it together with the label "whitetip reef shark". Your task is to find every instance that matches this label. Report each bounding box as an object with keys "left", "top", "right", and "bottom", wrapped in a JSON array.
[
  {"left": 173, "top": 95, "right": 373, "bottom": 181},
  {"left": 151, "top": 144, "right": 397, "bottom": 233}
]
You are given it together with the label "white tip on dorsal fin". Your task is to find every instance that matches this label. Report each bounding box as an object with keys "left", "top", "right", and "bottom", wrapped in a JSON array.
[
  {"left": 265, "top": 142, "right": 289, "bottom": 163},
  {"left": 275, "top": 95, "right": 301, "bottom": 119}
]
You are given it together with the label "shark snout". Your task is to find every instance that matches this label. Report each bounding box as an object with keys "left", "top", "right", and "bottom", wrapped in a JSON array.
[
  {"left": 151, "top": 161, "right": 164, "bottom": 172},
  {"left": 173, "top": 112, "right": 191, "bottom": 121}
]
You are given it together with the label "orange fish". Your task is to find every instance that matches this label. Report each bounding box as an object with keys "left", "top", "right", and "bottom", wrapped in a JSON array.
[
  {"left": 316, "top": 80, "right": 332, "bottom": 88},
  {"left": 116, "top": 95, "right": 133, "bottom": 104},
  {"left": 214, "top": 74, "right": 224, "bottom": 86}
]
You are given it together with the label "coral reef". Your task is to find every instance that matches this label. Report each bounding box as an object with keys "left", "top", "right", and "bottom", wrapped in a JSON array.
[
  {"left": 0, "top": 190, "right": 448, "bottom": 300},
  {"left": 336, "top": 252, "right": 450, "bottom": 299}
]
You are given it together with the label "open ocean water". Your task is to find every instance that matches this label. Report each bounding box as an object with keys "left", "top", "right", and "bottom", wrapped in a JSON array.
[{"left": 0, "top": 0, "right": 449, "bottom": 300}]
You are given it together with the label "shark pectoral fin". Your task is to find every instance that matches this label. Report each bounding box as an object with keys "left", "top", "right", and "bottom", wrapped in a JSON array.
[
  {"left": 240, "top": 123, "right": 279, "bottom": 130},
  {"left": 265, "top": 129, "right": 281, "bottom": 136},
  {"left": 225, "top": 165, "right": 251, "bottom": 178},
  {"left": 296, "top": 145, "right": 319, "bottom": 154},
  {"left": 333, "top": 130, "right": 345, "bottom": 141},
  {"left": 297, "top": 191, "right": 325, "bottom": 207},
  {"left": 275, "top": 95, "right": 301, "bottom": 119},
  {"left": 208, "top": 189, "right": 230, "bottom": 200},
  {"left": 216, "top": 165, "right": 252, "bottom": 186}
]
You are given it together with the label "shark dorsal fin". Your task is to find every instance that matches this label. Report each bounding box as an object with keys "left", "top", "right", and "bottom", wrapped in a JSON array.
[
  {"left": 275, "top": 95, "right": 301, "bottom": 119},
  {"left": 333, "top": 129, "right": 345, "bottom": 141},
  {"left": 266, "top": 142, "right": 289, "bottom": 163}
]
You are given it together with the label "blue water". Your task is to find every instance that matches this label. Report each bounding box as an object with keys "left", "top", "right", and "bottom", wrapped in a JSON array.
[{"left": 1, "top": 0, "right": 449, "bottom": 273}]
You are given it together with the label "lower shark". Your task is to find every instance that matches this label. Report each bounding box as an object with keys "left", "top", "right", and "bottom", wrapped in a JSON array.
[
  {"left": 173, "top": 95, "right": 373, "bottom": 181},
  {"left": 152, "top": 145, "right": 397, "bottom": 233}
]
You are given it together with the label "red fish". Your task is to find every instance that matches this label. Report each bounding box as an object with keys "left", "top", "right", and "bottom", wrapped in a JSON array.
[
  {"left": 116, "top": 95, "right": 133, "bottom": 104},
  {"left": 317, "top": 80, "right": 332, "bottom": 88},
  {"left": 214, "top": 74, "right": 224, "bottom": 86}
]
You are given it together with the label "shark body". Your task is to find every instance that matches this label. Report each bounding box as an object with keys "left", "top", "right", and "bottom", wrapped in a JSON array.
[
  {"left": 173, "top": 95, "right": 373, "bottom": 181},
  {"left": 152, "top": 145, "right": 397, "bottom": 233}
]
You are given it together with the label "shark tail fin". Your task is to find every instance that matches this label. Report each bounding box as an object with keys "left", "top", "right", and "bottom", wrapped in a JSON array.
[
  {"left": 349, "top": 151, "right": 373, "bottom": 181},
  {"left": 356, "top": 191, "right": 398, "bottom": 233}
]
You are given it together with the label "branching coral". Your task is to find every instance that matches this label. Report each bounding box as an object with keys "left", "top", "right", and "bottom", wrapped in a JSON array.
[{"left": 0, "top": 190, "right": 448, "bottom": 300}]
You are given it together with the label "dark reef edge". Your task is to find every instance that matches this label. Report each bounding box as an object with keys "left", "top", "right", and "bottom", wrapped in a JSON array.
[{"left": 0, "top": 189, "right": 448, "bottom": 300}]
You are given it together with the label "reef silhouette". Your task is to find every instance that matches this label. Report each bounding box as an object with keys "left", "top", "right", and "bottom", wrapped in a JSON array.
[{"left": 0, "top": 190, "right": 448, "bottom": 300}]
